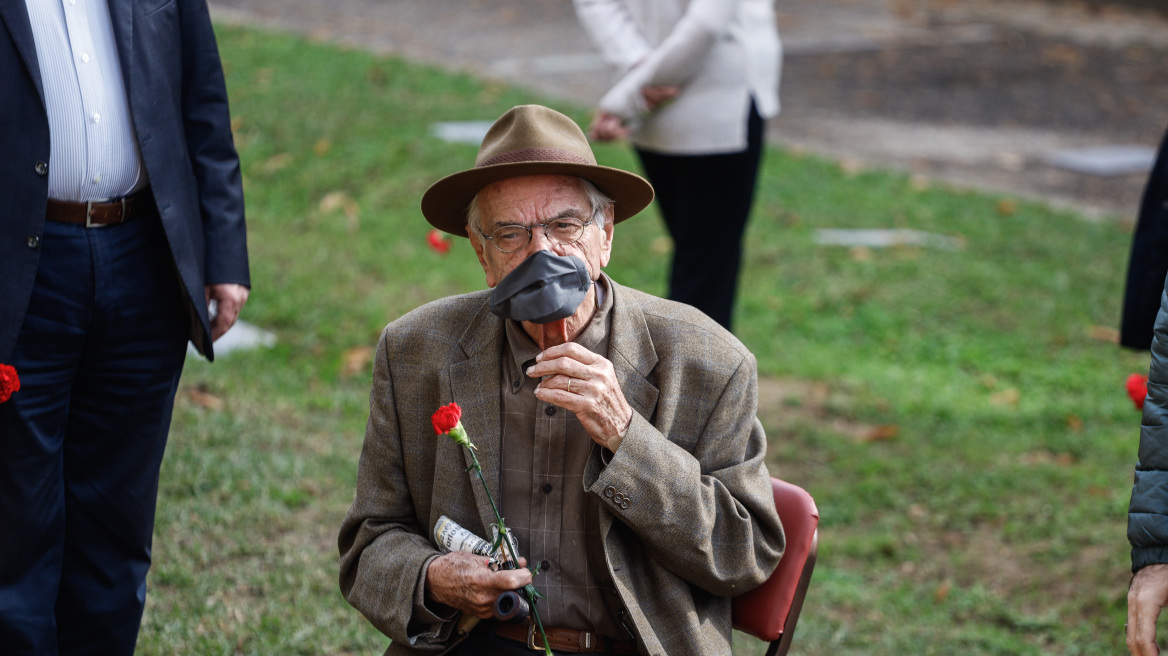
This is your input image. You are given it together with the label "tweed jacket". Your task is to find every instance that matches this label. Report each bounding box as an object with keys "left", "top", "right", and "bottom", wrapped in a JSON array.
[{"left": 339, "top": 278, "right": 785, "bottom": 655}]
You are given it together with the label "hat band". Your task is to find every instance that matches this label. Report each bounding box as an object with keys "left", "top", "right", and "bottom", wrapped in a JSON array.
[{"left": 478, "top": 147, "right": 593, "bottom": 168}]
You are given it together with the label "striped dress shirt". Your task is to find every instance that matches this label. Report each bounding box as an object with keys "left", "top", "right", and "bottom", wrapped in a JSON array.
[{"left": 24, "top": 0, "right": 146, "bottom": 201}]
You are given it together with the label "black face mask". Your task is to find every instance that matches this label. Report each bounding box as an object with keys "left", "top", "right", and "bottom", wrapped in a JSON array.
[{"left": 488, "top": 251, "right": 592, "bottom": 324}]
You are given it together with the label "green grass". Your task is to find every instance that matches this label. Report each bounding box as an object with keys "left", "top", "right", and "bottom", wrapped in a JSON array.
[{"left": 139, "top": 23, "right": 1144, "bottom": 655}]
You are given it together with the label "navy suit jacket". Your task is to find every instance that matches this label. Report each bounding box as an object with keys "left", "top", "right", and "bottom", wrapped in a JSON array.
[{"left": 0, "top": 0, "right": 249, "bottom": 362}]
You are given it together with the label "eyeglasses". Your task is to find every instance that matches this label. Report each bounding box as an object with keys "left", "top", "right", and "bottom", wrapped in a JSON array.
[{"left": 475, "top": 216, "right": 594, "bottom": 253}]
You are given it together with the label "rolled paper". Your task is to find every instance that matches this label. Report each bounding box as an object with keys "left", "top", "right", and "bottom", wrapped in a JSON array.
[{"left": 434, "top": 515, "right": 494, "bottom": 557}]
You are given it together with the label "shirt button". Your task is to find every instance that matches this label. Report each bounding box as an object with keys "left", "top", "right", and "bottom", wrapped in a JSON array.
[
  {"left": 35, "top": 161, "right": 48, "bottom": 175},
  {"left": 81, "top": 53, "right": 90, "bottom": 63},
  {"left": 92, "top": 112, "right": 101, "bottom": 123},
  {"left": 27, "top": 235, "right": 40, "bottom": 249},
  {"left": 544, "top": 406, "right": 556, "bottom": 416},
  {"left": 542, "top": 484, "right": 553, "bottom": 494}
]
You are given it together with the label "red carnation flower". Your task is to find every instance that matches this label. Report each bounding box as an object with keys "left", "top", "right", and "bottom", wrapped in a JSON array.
[
  {"left": 1128, "top": 373, "right": 1149, "bottom": 411},
  {"left": 427, "top": 229, "right": 451, "bottom": 255},
  {"left": 431, "top": 402, "right": 462, "bottom": 435},
  {"left": 0, "top": 364, "right": 19, "bottom": 404}
]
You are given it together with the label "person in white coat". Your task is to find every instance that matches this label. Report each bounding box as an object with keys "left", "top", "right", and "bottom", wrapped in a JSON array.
[{"left": 573, "top": 0, "right": 781, "bottom": 330}]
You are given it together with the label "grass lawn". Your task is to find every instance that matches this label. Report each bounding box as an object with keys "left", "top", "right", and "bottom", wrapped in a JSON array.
[{"left": 139, "top": 23, "right": 1145, "bottom": 655}]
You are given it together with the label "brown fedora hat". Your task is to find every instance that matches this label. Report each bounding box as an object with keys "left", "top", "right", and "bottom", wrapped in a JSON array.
[{"left": 421, "top": 105, "right": 654, "bottom": 236}]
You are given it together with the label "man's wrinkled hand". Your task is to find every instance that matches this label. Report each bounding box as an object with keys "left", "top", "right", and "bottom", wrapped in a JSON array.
[
  {"left": 426, "top": 551, "right": 532, "bottom": 619},
  {"left": 1129, "top": 563, "right": 1168, "bottom": 656},
  {"left": 528, "top": 342, "right": 632, "bottom": 451},
  {"left": 205, "top": 283, "right": 249, "bottom": 341}
]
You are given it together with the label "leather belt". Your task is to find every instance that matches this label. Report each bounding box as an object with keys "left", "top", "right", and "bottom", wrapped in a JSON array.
[
  {"left": 494, "top": 623, "right": 638, "bottom": 654},
  {"left": 45, "top": 190, "right": 155, "bottom": 228}
]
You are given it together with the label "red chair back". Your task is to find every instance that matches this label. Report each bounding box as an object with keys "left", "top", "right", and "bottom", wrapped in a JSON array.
[{"left": 732, "top": 478, "right": 819, "bottom": 656}]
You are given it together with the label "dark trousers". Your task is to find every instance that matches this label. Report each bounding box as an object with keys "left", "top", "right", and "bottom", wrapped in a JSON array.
[
  {"left": 0, "top": 212, "right": 189, "bottom": 656},
  {"left": 635, "top": 101, "right": 765, "bottom": 331}
]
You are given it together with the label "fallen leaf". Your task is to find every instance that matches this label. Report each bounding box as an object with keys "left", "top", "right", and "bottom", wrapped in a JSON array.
[
  {"left": 989, "top": 388, "right": 1020, "bottom": 406},
  {"left": 862, "top": 424, "right": 899, "bottom": 442},
  {"left": 340, "top": 346, "right": 374, "bottom": 378},
  {"left": 187, "top": 388, "right": 224, "bottom": 411},
  {"left": 1088, "top": 325, "right": 1119, "bottom": 343},
  {"left": 262, "top": 153, "right": 293, "bottom": 172},
  {"left": 650, "top": 236, "right": 672, "bottom": 255},
  {"left": 934, "top": 580, "right": 951, "bottom": 603},
  {"left": 839, "top": 157, "right": 864, "bottom": 176},
  {"left": 1066, "top": 414, "right": 1083, "bottom": 432},
  {"left": 319, "top": 191, "right": 360, "bottom": 230},
  {"left": 995, "top": 199, "right": 1017, "bottom": 216},
  {"left": 314, "top": 139, "right": 332, "bottom": 156}
]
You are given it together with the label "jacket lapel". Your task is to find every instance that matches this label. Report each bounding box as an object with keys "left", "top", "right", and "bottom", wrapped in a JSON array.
[
  {"left": 0, "top": 1, "right": 44, "bottom": 105},
  {"left": 447, "top": 301, "right": 506, "bottom": 538},
  {"left": 607, "top": 281, "right": 660, "bottom": 421},
  {"left": 105, "top": 0, "right": 133, "bottom": 96}
]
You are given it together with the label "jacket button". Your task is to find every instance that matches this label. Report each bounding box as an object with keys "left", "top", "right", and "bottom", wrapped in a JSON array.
[
  {"left": 27, "top": 235, "right": 40, "bottom": 249},
  {"left": 604, "top": 486, "right": 616, "bottom": 498},
  {"left": 35, "top": 161, "right": 48, "bottom": 176}
]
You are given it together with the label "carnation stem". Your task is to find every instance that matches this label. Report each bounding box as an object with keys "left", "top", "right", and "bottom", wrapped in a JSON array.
[{"left": 464, "top": 449, "right": 552, "bottom": 656}]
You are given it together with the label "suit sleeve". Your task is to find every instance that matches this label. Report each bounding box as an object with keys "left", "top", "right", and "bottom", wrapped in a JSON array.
[
  {"left": 588, "top": 350, "right": 784, "bottom": 596},
  {"left": 179, "top": 0, "right": 249, "bottom": 287},
  {"left": 338, "top": 331, "right": 455, "bottom": 648}
]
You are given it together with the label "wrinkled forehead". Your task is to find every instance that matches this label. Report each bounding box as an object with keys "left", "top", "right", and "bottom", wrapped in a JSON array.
[{"left": 478, "top": 174, "right": 589, "bottom": 225}]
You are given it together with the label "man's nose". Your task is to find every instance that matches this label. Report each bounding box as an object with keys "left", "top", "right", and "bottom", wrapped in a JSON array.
[{"left": 528, "top": 226, "right": 566, "bottom": 253}]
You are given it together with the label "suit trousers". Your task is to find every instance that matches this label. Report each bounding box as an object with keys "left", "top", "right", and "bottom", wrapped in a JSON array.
[
  {"left": 635, "top": 101, "right": 765, "bottom": 331},
  {"left": 0, "top": 211, "right": 189, "bottom": 656}
]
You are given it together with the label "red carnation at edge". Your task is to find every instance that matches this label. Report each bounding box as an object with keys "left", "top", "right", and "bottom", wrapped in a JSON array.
[
  {"left": 427, "top": 229, "right": 451, "bottom": 255},
  {"left": 0, "top": 364, "right": 20, "bottom": 404},
  {"left": 1128, "top": 373, "right": 1149, "bottom": 411},
  {"left": 431, "top": 402, "right": 462, "bottom": 435}
]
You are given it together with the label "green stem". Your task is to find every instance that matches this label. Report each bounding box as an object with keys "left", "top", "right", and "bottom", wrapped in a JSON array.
[{"left": 465, "top": 449, "right": 552, "bottom": 656}]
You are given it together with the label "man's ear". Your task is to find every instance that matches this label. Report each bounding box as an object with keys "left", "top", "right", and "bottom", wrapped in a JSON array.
[
  {"left": 599, "top": 205, "right": 615, "bottom": 269},
  {"left": 467, "top": 224, "right": 498, "bottom": 287}
]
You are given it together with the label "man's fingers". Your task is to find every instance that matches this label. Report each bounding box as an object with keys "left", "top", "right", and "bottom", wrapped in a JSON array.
[{"left": 427, "top": 552, "right": 533, "bottom": 618}]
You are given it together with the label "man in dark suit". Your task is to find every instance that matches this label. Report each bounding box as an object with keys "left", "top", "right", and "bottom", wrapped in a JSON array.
[{"left": 0, "top": 0, "right": 249, "bottom": 653}]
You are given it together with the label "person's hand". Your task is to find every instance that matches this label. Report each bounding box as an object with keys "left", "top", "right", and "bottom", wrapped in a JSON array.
[
  {"left": 1129, "top": 563, "right": 1168, "bottom": 655},
  {"left": 587, "top": 110, "right": 629, "bottom": 142},
  {"left": 527, "top": 342, "right": 633, "bottom": 451},
  {"left": 641, "top": 84, "right": 680, "bottom": 111},
  {"left": 205, "top": 283, "right": 250, "bottom": 341},
  {"left": 425, "top": 551, "right": 532, "bottom": 619}
]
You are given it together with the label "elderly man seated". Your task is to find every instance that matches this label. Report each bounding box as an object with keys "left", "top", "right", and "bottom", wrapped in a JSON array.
[{"left": 338, "top": 104, "right": 784, "bottom": 656}]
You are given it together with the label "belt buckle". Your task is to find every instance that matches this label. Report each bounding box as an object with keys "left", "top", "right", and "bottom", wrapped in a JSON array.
[
  {"left": 85, "top": 198, "right": 127, "bottom": 228},
  {"left": 526, "top": 623, "right": 540, "bottom": 651}
]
